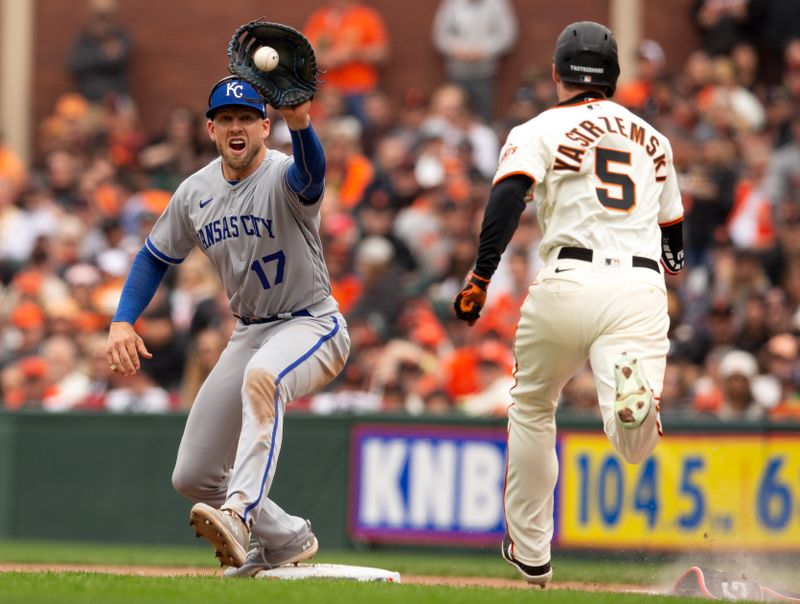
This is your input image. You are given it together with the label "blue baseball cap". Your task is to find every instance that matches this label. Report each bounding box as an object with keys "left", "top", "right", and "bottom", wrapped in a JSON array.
[{"left": 206, "top": 77, "right": 266, "bottom": 119}]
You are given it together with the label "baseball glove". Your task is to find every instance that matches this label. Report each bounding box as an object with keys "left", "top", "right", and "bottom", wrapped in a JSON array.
[{"left": 228, "top": 20, "right": 319, "bottom": 108}]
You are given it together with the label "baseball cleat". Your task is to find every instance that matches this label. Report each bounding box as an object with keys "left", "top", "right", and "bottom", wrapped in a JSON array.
[
  {"left": 501, "top": 533, "right": 552, "bottom": 587},
  {"left": 189, "top": 503, "right": 250, "bottom": 567},
  {"left": 613, "top": 353, "right": 653, "bottom": 430},
  {"left": 224, "top": 519, "right": 318, "bottom": 578}
]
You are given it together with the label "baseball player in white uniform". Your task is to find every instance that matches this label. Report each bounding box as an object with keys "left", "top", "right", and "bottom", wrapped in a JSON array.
[
  {"left": 107, "top": 77, "right": 350, "bottom": 575},
  {"left": 454, "top": 22, "right": 684, "bottom": 586}
]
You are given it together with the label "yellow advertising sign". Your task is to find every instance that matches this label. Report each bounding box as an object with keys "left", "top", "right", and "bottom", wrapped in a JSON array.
[{"left": 558, "top": 432, "right": 800, "bottom": 550}]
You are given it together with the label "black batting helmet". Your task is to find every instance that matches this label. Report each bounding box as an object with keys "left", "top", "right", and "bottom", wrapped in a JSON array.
[{"left": 554, "top": 21, "right": 620, "bottom": 97}]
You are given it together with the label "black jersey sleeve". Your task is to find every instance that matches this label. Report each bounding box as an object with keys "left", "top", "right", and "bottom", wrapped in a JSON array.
[{"left": 473, "top": 174, "right": 533, "bottom": 280}]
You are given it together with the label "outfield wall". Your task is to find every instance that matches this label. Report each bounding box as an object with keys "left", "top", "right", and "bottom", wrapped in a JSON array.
[{"left": 0, "top": 411, "right": 798, "bottom": 552}]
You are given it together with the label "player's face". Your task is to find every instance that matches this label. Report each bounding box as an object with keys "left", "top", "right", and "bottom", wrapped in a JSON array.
[{"left": 208, "top": 106, "right": 270, "bottom": 176}]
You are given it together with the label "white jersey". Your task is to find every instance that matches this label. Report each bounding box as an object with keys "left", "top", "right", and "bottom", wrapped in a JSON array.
[
  {"left": 145, "top": 150, "right": 332, "bottom": 319},
  {"left": 494, "top": 96, "right": 683, "bottom": 263}
]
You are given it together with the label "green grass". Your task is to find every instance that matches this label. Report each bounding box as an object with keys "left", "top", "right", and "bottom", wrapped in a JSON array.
[
  {"left": 0, "top": 540, "right": 664, "bottom": 584},
  {"left": 0, "top": 540, "right": 796, "bottom": 604},
  {"left": 0, "top": 573, "right": 708, "bottom": 604}
]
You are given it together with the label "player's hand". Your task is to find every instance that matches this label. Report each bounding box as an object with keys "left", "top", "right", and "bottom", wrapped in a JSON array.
[
  {"left": 107, "top": 321, "right": 152, "bottom": 376},
  {"left": 278, "top": 101, "right": 311, "bottom": 130},
  {"left": 453, "top": 272, "right": 490, "bottom": 326}
]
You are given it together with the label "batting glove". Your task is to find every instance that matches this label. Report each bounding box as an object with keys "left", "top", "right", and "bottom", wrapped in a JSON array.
[{"left": 453, "top": 272, "right": 490, "bottom": 326}]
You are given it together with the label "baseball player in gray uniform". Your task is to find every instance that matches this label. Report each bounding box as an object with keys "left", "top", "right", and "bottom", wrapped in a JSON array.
[
  {"left": 107, "top": 76, "right": 350, "bottom": 576},
  {"left": 454, "top": 22, "right": 684, "bottom": 586}
]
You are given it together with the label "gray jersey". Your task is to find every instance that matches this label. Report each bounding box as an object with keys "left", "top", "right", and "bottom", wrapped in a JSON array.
[{"left": 146, "top": 150, "right": 332, "bottom": 319}]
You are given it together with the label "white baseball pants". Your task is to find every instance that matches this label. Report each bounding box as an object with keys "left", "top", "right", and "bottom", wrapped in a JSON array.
[
  {"left": 172, "top": 307, "right": 350, "bottom": 548},
  {"left": 504, "top": 253, "right": 668, "bottom": 568}
]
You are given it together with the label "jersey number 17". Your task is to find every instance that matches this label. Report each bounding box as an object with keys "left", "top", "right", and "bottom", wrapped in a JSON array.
[{"left": 250, "top": 250, "right": 286, "bottom": 289}]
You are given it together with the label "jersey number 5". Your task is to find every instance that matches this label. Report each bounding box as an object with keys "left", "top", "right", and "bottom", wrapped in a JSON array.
[
  {"left": 250, "top": 250, "right": 285, "bottom": 289},
  {"left": 595, "top": 147, "right": 635, "bottom": 212}
]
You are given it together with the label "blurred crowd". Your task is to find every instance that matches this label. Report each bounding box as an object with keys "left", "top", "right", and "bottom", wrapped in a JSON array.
[{"left": 1, "top": 0, "right": 800, "bottom": 422}]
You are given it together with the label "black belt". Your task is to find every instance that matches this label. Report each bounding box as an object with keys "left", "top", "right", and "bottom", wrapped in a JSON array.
[
  {"left": 235, "top": 309, "right": 312, "bottom": 325},
  {"left": 558, "top": 247, "right": 660, "bottom": 273}
]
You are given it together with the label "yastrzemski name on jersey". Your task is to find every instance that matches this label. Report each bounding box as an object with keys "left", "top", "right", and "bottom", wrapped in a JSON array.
[
  {"left": 552, "top": 115, "right": 668, "bottom": 181},
  {"left": 197, "top": 214, "right": 276, "bottom": 249}
]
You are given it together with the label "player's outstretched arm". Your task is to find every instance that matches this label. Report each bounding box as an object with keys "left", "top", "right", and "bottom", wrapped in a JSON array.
[
  {"left": 280, "top": 101, "right": 326, "bottom": 204},
  {"left": 106, "top": 247, "right": 168, "bottom": 375}
]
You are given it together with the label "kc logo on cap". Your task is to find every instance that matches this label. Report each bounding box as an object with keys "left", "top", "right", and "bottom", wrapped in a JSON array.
[
  {"left": 206, "top": 77, "right": 266, "bottom": 118},
  {"left": 226, "top": 82, "right": 244, "bottom": 98}
]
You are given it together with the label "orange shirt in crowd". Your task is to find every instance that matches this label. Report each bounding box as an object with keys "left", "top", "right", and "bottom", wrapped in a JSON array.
[
  {"left": 727, "top": 178, "right": 775, "bottom": 250},
  {"left": 0, "top": 145, "right": 27, "bottom": 192},
  {"left": 442, "top": 347, "right": 479, "bottom": 398},
  {"left": 615, "top": 80, "right": 651, "bottom": 111},
  {"left": 330, "top": 274, "right": 362, "bottom": 315},
  {"left": 334, "top": 153, "right": 374, "bottom": 209},
  {"left": 303, "top": 3, "right": 388, "bottom": 94}
]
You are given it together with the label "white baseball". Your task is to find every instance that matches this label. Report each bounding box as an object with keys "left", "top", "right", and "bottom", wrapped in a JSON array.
[{"left": 254, "top": 46, "right": 280, "bottom": 72}]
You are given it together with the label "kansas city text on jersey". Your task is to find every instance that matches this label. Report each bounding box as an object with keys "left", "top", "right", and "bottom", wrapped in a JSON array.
[
  {"left": 196, "top": 214, "right": 276, "bottom": 250},
  {"left": 553, "top": 115, "right": 668, "bottom": 181}
]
